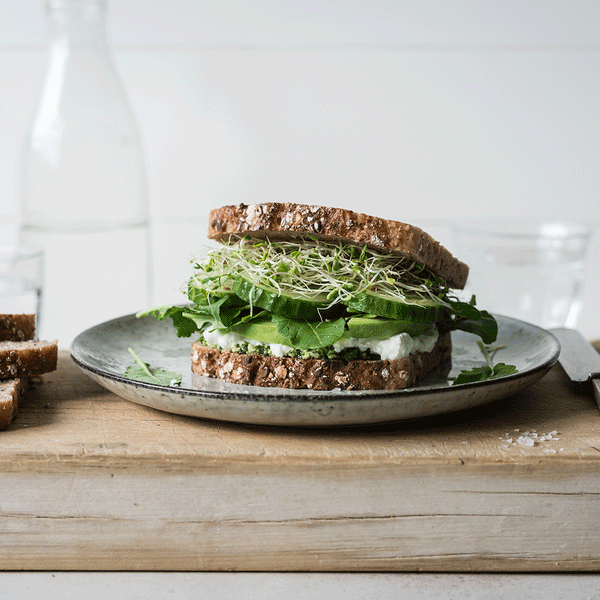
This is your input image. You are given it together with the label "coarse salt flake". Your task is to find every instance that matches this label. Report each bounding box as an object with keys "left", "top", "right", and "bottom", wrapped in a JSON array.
[
  {"left": 498, "top": 429, "right": 560, "bottom": 449},
  {"left": 517, "top": 436, "right": 535, "bottom": 447}
]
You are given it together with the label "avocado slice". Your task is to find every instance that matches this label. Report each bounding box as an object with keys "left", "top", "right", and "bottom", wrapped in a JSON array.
[
  {"left": 230, "top": 316, "right": 431, "bottom": 347},
  {"left": 344, "top": 316, "right": 431, "bottom": 339}
]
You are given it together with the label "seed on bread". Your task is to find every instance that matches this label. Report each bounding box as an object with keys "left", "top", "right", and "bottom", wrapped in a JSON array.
[
  {"left": 0, "top": 339, "right": 58, "bottom": 380},
  {"left": 0, "top": 316, "right": 58, "bottom": 431},
  {"left": 0, "top": 314, "right": 36, "bottom": 342},
  {"left": 191, "top": 332, "right": 451, "bottom": 391}
]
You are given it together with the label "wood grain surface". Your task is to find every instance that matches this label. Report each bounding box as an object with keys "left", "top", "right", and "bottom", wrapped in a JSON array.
[{"left": 1, "top": 350, "right": 599, "bottom": 572}]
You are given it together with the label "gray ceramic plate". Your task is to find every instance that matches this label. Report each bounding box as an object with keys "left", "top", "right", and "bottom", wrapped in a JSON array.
[{"left": 70, "top": 313, "right": 559, "bottom": 427}]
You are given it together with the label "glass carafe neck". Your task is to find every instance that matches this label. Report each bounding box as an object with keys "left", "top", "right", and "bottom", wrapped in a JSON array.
[{"left": 45, "top": 0, "right": 108, "bottom": 48}]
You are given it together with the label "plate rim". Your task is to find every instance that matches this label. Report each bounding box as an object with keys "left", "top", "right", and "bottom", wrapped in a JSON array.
[{"left": 69, "top": 312, "right": 561, "bottom": 404}]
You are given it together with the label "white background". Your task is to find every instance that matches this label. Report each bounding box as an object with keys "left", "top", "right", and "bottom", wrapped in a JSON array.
[
  {"left": 0, "top": 2, "right": 599, "bottom": 595},
  {"left": 1, "top": 0, "right": 598, "bottom": 341}
]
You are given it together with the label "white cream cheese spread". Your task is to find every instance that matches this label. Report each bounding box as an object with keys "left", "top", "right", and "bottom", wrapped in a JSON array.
[
  {"left": 202, "top": 327, "right": 439, "bottom": 361},
  {"left": 332, "top": 328, "right": 439, "bottom": 361}
]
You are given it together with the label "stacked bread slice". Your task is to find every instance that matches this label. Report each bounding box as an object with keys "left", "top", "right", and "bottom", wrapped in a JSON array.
[{"left": 0, "top": 314, "right": 58, "bottom": 430}]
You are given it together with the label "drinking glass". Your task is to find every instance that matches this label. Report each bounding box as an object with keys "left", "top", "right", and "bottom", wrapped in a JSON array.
[
  {"left": 0, "top": 245, "right": 44, "bottom": 328},
  {"left": 451, "top": 220, "right": 591, "bottom": 329}
]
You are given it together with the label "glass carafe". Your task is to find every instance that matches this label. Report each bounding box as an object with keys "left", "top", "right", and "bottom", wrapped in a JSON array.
[{"left": 20, "top": 0, "right": 152, "bottom": 345}]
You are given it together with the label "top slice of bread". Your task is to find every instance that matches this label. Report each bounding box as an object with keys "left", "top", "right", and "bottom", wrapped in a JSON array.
[
  {"left": 208, "top": 203, "right": 468, "bottom": 289},
  {"left": 0, "top": 314, "right": 36, "bottom": 342}
]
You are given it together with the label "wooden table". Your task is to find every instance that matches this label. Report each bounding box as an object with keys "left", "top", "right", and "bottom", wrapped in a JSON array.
[{"left": 1, "top": 350, "right": 599, "bottom": 572}]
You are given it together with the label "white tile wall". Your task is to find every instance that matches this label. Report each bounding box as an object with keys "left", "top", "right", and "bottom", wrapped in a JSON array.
[{"left": 1, "top": 0, "right": 599, "bottom": 339}]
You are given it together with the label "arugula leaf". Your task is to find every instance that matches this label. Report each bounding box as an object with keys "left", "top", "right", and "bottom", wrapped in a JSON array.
[
  {"left": 490, "top": 362, "right": 520, "bottom": 378},
  {"left": 124, "top": 348, "right": 182, "bottom": 387},
  {"left": 186, "top": 284, "right": 251, "bottom": 326},
  {"left": 273, "top": 315, "right": 346, "bottom": 349},
  {"left": 451, "top": 363, "right": 519, "bottom": 385},
  {"left": 451, "top": 365, "right": 495, "bottom": 385},
  {"left": 444, "top": 296, "right": 498, "bottom": 345},
  {"left": 451, "top": 341, "right": 518, "bottom": 385},
  {"left": 448, "top": 297, "right": 482, "bottom": 320},
  {"left": 451, "top": 308, "right": 498, "bottom": 345},
  {"left": 137, "top": 291, "right": 255, "bottom": 337},
  {"left": 137, "top": 305, "right": 201, "bottom": 338}
]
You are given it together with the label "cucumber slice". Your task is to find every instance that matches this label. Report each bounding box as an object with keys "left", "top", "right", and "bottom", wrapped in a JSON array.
[
  {"left": 233, "top": 276, "right": 341, "bottom": 321},
  {"left": 345, "top": 291, "right": 447, "bottom": 323}
]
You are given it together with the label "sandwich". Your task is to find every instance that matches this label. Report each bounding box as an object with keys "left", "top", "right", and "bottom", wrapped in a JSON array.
[{"left": 141, "top": 202, "right": 497, "bottom": 390}]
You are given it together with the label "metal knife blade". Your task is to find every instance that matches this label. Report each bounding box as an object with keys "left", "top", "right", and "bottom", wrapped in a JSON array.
[{"left": 551, "top": 327, "right": 600, "bottom": 408}]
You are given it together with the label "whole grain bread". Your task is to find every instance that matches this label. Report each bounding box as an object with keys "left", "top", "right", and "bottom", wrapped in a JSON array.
[
  {"left": 0, "top": 317, "right": 57, "bottom": 430},
  {"left": 0, "top": 379, "right": 23, "bottom": 430},
  {"left": 0, "top": 339, "right": 58, "bottom": 380},
  {"left": 208, "top": 202, "right": 469, "bottom": 289},
  {"left": 0, "top": 314, "right": 36, "bottom": 342},
  {"left": 191, "top": 331, "right": 451, "bottom": 391}
]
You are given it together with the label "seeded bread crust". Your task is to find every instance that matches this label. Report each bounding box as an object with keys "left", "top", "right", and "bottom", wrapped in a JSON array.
[
  {"left": 0, "top": 317, "right": 55, "bottom": 431},
  {"left": 208, "top": 202, "right": 468, "bottom": 289},
  {"left": 0, "top": 314, "right": 36, "bottom": 342},
  {"left": 0, "top": 340, "right": 58, "bottom": 380},
  {"left": 0, "top": 379, "right": 24, "bottom": 430},
  {"left": 191, "top": 331, "right": 451, "bottom": 391}
]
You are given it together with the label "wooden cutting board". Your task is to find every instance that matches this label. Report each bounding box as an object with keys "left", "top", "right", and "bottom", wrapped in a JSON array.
[{"left": 1, "top": 349, "right": 599, "bottom": 572}]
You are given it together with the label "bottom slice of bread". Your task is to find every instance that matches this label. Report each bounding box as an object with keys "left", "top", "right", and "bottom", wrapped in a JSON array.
[{"left": 191, "top": 331, "right": 451, "bottom": 391}]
